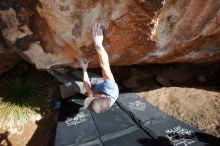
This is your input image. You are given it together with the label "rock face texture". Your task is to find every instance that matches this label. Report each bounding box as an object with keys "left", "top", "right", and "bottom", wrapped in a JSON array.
[
  {"left": 0, "top": 39, "right": 21, "bottom": 74},
  {"left": 0, "top": 0, "right": 219, "bottom": 71},
  {"left": 153, "top": 0, "right": 220, "bottom": 63}
]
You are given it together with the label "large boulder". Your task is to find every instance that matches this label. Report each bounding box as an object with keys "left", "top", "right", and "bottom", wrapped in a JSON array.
[
  {"left": 0, "top": 40, "right": 21, "bottom": 75},
  {"left": 0, "top": 0, "right": 219, "bottom": 70}
]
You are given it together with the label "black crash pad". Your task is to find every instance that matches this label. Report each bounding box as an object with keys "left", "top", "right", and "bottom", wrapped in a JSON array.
[
  {"left": 117, "top": 92, "right": 220, "bottom": 146},
  {"left": 91, "top": 103, "right": 137, "bottom": 136},
  {"left": 103, "top": 128, "right": 155, "bottom": 146},
  {"left": 55, "top": 95, "right": 155, "bottom": 146},
  {"left": 144, "top": 116, "right": 220, "bottom": 146},
  {"left": 55, "top": 97, "right": 101, "bottom": 146},
  {"left": 91, "top": 103, "right": 153, "bottom": 145},
  {"left": 117, "top": 93, "right": 167, "bottom": 125}
]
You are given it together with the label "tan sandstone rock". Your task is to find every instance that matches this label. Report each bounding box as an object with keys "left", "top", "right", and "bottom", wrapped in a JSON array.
[{"left": 0, "top": 0, "right": 219, "bottom": 71}]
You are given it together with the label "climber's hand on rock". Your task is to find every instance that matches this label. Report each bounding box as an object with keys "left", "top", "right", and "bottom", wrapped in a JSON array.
[
  {"left": 92, "top": 22, "right": 104, "bottom": 49},
  {"left": 80, "top": 58, "right": 89, "bottom": 70}
]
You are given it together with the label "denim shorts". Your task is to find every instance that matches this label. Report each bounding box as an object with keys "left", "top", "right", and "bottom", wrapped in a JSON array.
[{"left": 92, "top": 79, "right": 119, "bottom": 106}]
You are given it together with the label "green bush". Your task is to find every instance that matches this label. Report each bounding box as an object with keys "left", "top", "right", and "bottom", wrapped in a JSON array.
[{"left": 0, "top": 71, "right": 48, "bottom": 127}]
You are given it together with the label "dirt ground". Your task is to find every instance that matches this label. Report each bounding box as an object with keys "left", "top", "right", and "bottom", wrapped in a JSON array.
[
  {"left": 138, "top": 87, "right": 220, "bottom": 137},
  {"left": 0, "top": 62, "right": 220, "bottom": 146},
  {"left": 112, "top": 62, "right": 220, "bottom": 138},
  {"left": 0, "top": 108, "right": 58, "bottom": 146},
  {"left": 0, "top": 64, "right": 60, "bottom": 146}
]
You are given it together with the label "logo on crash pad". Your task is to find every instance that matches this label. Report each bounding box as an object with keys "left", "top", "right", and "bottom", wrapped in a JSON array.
[
  {"left": 165, "top": 126, "right": 197, "bottom": 146},
  {"left": 65, "top": 112, "right": 87, "bottom": 126},
  {"left": 129, "top": 100, "right": 146, "bottom": 111}
]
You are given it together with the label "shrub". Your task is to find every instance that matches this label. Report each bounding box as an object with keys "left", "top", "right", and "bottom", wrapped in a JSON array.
[{"left": 0, "top": 71, "right": 48, "bottom": 127}]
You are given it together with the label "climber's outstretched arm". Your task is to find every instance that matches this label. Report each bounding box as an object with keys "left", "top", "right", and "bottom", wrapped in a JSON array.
[
  {"left": 92, "top": 23, "right": 115, "bottom": 81},
  {"left": 80, "top": 58, "right": 94, "bottom": 97}
]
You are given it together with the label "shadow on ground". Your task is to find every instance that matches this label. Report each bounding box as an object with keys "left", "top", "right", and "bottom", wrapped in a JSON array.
[
  {"left": 0, "top": 131, "right": 12, "bottom": 146},
  {"left": 25, "top": 84, "right": 60, "bottom": 146},
  {"left": 110, "top": 62, "right": 220, "bottom": 92},
  {"left": 138, "top": 137, "right": 172, "bottom": 146},
  {"left": 195, "top": 132, "right": 220, "bottom": 146},
  {"left": 138, "top": 133, "right": 220, "bottom": 146}
]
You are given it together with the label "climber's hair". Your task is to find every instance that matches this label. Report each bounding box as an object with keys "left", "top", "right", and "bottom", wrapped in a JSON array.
[{"left": 88, "top": 96, "right": 110, "bottom": 113}]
